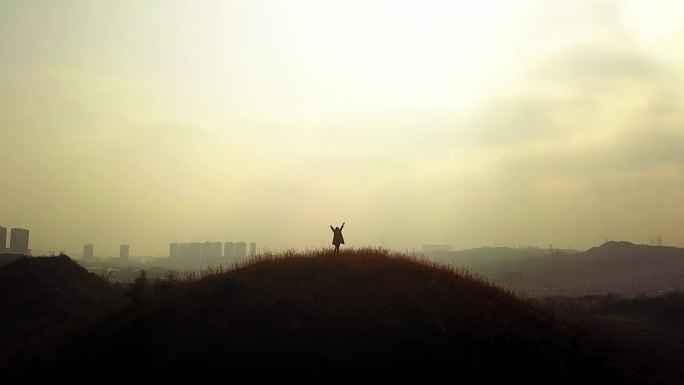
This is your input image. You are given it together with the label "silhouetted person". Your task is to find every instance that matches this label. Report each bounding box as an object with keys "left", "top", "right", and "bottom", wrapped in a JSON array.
[{"left": 330, "top": 222, "right": 345, "bottom": 254}]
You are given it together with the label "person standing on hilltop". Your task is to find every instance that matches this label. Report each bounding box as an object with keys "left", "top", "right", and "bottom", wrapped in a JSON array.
[{"left": 330, "top": 222, "right": 345, "bottom": 254}]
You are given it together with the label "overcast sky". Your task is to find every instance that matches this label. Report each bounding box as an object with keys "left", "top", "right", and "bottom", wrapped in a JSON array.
[{"left": 1, "top": 0, "right": 683, "bottom": 256}]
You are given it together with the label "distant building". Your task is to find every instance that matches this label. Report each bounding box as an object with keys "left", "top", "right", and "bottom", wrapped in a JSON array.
[
  {"left": 421, "top": 244, "right": 452, "bottom": 253},
  {"left": 250, "top": 242, "right": 256, "bottom": 257},
  {"left": 120, "top": 245, "right": 130, "bottom": 260},
  {"left": 177, "top": 242, "right": 203, "bottom": 263},
  {"left": 202, "top": 242, "right": 222, "bottom": 259},
  {"left": 83, "top": 244, "right": 94, "bottom": 260},
  {"left": 10, "top": 228, "right": 30, "bottom": 254},
  {"left": 169, "top": 243, "right": 179, "bottom": 259},
  {"left": 223, "top": 242, "right": 234, "bottom": 259},
  {"left": 189, "top": 242, "right": 202, "bottom": 258},
  {"left": 0, "top": 226, "right": 6, "bottom": 251},
  {"left": 179, "top": 243, "right": 186, "bottom": 258},
  {"left": 178, "top": 243, "right": 191, "bottom": 259},
  {"left": 235, "top": 242, "right": 247, "bottom": 259},
  {"left": 179, "top": 242, "right": 201, "bottom": 259}
]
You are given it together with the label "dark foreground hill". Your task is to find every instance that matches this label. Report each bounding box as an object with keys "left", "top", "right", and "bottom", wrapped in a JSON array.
[
  {"left": 4, "top": 249, "right": 654, "bottom": 383},
  {"left": 541, "top": 291, "right": 684, "bottom": 380},
  {"left": 0, "top": 253, "right": 23, "bottom": 267},
  {"left": 0, "top": 255, "right": 125, "bottom": 362}
]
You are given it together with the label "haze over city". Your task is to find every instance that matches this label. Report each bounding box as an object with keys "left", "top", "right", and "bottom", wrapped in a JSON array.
[{"left": 2, "top": 0, "right": 683, "bottom": 257}]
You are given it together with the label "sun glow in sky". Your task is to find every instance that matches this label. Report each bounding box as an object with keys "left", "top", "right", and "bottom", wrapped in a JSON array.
[{"left": 1, "top": 0, "right": 684, "bottom": 256}]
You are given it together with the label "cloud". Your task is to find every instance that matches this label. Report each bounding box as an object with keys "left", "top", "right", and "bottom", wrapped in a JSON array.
[
  {"left": 533, "top": 45, "right": 665, "bottom": 94},
  {"left": 465, "top": 97, "right": 558, "bottom": 146}
]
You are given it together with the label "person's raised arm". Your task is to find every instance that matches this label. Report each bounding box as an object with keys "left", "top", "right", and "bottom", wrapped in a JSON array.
[
  {"left": 330, "top": 226, "right": 334, "bottom": 232},
  {"left": 340, "top": 222, "right": 345, "bottom": 230}
]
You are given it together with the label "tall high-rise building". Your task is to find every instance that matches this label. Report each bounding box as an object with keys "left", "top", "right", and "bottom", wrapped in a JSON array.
[
  {"left": 235, "top": 242, "right": 247, "bottom": 259},
  {"left": 0, "top": 226, "right": 7, "bottom": 251},
  {"left": 169, "top": 243, "right": 179, "bottom": 259},
  {"left": 178, "top": 243, "right": 191, "bottom": 259},
  {"left": 178, "top": 242, "right": 202, "bottom": 259},
  {"left": 223, "top": 242, "right": 234, "bottom": 259},
  {"left": 189, "top": 242, "right": 202, "bottom": 258},
  {"left": 250, "top": 242, "right": 256, "bottom": 257},
  {"left": 202, "top": 242, "right": 222, "bottom": 259},
  {"left": 10, "top": 228, "right": 29, "bottom": 254},
  {"left": 83, "top": 244, "right": 94, "bottom": 260},
  {"left": 120, "top": 245, "right": 130, "bottom": 260}
]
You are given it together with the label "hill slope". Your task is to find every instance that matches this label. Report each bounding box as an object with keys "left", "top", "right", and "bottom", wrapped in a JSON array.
[
  {"left": 0, "top": 253, "right": 23, "bottom": 267},
  {"left": 0, "top": 255, "right": 124, "bottom": 361},
  {"left": 9, "top": 249, "right": 647, "bottom": 382}
]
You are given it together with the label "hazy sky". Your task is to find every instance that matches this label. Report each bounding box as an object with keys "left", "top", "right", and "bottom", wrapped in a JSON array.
[{"left": 2, "top": 0, "right": 684, "bottom": 256}]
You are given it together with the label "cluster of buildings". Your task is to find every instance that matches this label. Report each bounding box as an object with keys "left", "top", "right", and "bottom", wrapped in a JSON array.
[
  {"left": 83, "top": 244, "right": 130, "bottom": 261},
  {"left": 79, "top": 240, "right": 257, "bottom": 266},
  {"left": 3, "top": 229, "right": 256, "bottom": 265},
  {"left": 0, "top": 226, "right": 30, "bottom": 255},
  {"left": 169, "top": 241, "right": 257, "bottom": 262}
]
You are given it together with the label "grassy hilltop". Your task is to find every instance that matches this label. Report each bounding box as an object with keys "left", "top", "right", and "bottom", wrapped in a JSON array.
[{"left": 2, "top": 249, "right": 653, "bottom": 382}]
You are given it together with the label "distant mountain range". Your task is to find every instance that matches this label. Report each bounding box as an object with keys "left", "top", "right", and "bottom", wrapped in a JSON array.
[
  {"left": 424, "top": 245, "right": 579, "bottom": 265},
  {"left": 426, "top": 242, "right": 684, "bottom": 297}
]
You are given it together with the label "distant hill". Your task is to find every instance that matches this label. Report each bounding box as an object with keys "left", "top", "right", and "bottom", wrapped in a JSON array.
[
  {"left": 0, "top": 255, "right": 124, "bottom": 362},
  {"left": 426, "top": 246, "right": 578, "bottom": 266},
  {"left": 457, "top": 242, "right": 684, "bottom": 297},
  {"left": 6, "top": 249, "right": 648, "bottom": 382},
  {"left": 581, "top": 241, "right": 684, "bottom": 259}
]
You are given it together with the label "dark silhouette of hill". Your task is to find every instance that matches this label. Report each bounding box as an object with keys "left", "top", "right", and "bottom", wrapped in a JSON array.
[
  {"left": 0, "top": 253, "right": 23, "bottom": 267},
  {"left": 7, "top": 249, "right": 651, "bottom": 383},
  {"left": 541, "top": 291, "right": 684, "bottom": 381},
  {"left": 447, "top": 242, "right": 684, "bottom": 297},
  {"left": 0, "top": 255, "right": 124, "bottom": 363}
]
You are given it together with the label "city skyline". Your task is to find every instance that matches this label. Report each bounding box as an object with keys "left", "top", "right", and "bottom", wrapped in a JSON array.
[
  {"left": 67, "top": 239, "right": 259, "bottom": 260},
  {"left": 0, "top": 222, "right": 678, "bottom": 260}
]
